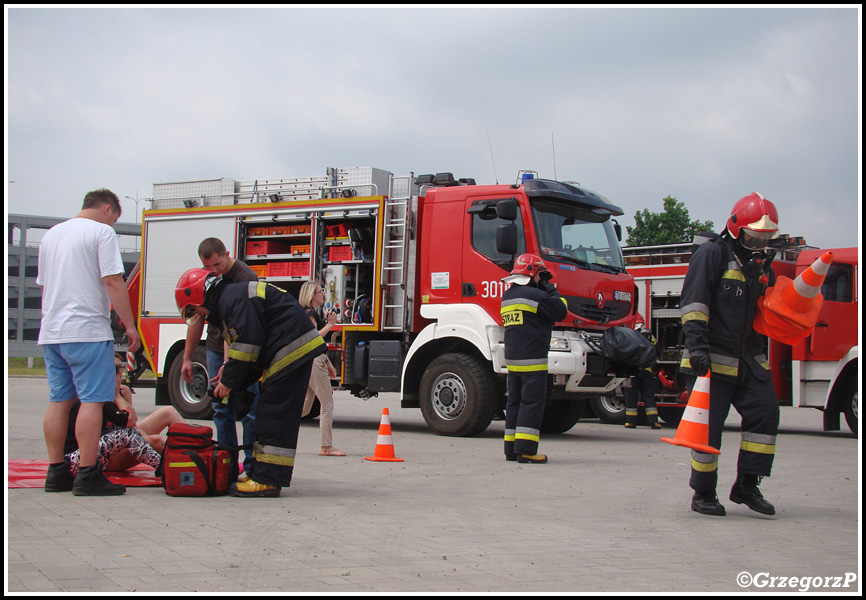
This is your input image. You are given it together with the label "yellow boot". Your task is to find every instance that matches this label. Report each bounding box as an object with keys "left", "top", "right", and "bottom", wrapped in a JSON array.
[{"left": 230, "top": 479, "right": 281, "bottom": 498}]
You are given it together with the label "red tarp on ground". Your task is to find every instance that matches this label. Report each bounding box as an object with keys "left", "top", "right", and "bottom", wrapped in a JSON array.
[{"left": 7, "top": 459, "right": 161, "bottom": 488}]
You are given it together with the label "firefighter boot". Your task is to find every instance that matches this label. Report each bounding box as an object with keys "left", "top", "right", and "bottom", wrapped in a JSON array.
[
  {"left": 730, "top": 474, "right": 775, "bottom": 515},
  {"left": 230, "top": 479, "right": 281, "bottom": 498},
  {"left": 517, "top": 454, "right": 548, "bottom": 464},
  {"left": 44, "top": 460, "right": 74, "bottom": 492},
  {"left": 691, "top": 490, "right": 726, "bottom": 516},
  {"left": 72, "top": 464, "right": 126, "bottom": 496}
]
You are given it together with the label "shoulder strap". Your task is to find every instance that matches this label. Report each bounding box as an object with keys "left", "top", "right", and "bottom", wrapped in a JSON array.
[{"left": 183, "top": 449, "right": 215, "bottom": 495}]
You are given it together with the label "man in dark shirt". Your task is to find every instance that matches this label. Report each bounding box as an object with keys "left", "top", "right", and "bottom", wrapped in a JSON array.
[{"left": 181, "top": 238, "right": 259, "bottom": 479}]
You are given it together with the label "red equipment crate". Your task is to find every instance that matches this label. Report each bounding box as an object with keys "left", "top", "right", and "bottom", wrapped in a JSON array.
[
  {"left": 267, "top": 262, "right": 291, "bottom": 278},
  {"left": 328, "top": 246, "right": 354, "bottom": 262},
  {"left": 325, "top": 224, "right": 350, "bottom": 239},
  {"left": 292, "top": 262, "right": 310, "bottom": 277},
  {"left": 246, "top": 240, "right": 291, "bottom": 256}
]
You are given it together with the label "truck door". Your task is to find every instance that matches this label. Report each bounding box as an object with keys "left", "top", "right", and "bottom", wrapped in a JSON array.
[
  {"left": 807, "top": 261, "right": 857, "bottom": 361},
  {"left": 464, "top": 197, "right": 527, "bottom": 320}
]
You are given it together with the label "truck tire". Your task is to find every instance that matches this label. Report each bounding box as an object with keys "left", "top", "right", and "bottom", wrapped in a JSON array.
[
  {"left": 591, "top": 393, "right": 626, "bottom": 424},
  {"left": 841, "top": 376, "right": 858, "bottom": 437},
  {"left": 167, "top": 346, "right": 213, "bottom": 420},
  {"left": 540, "top": 398, "right": 585, "bottom": 434},
  {"left": 419, "top": 353, "right": 496, "bottom": 437}
]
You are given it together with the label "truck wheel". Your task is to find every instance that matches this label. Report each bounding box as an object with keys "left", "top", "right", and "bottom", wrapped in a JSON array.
[
  {"left": 419, "top": 353, "right": 496, "bottom": 437},
  {"left": 540, "top": 399, "right": 585, "bottom": 434},
  {"left": 168, "top": 347, "right": 213, "bottom": 420},
  {"left": 591, "top": 393, "right": 626, "bottom": 424},
  {"left": 841, "top": 377, "right": 858, "bottom": 437}
]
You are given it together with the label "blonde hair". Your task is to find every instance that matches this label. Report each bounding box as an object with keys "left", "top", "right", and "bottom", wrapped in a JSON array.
[{"left": 298, "top": 280, "right": 320, "bottom": 309}]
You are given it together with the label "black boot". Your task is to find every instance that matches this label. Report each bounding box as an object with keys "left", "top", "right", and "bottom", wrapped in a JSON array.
[
  {"left": 691, "top": 490, "right": 726, "bottom": 516},
  {"left": 72, "top": 464, "right": 126, "bottom": 496},
  {"left": 730, "top": 474, "right": 775, "bottom": 515},
  {"left": 44, "top": 460, "right": 74, "bottom": 492}
]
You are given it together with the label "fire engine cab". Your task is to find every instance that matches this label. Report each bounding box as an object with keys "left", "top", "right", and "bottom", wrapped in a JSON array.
[
  {"left": 126, "top": 167, "right": 640, "bottom": 437},
  {"left": 622, "top": 241, "right": 858, "bottom": 435}
]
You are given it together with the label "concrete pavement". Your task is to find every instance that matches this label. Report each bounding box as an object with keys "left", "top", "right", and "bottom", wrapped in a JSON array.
[{"left": 5, "top": 376, "right": 861, "bottom": 593}]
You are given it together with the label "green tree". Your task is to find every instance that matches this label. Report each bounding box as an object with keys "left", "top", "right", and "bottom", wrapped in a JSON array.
[{"left": 626, "top": 196, "right": 715, "bottom": 247}]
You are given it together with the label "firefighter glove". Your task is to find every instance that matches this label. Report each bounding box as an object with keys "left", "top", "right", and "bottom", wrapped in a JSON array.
[{"left": 689, "top": 350, "right": 711, "bottom": 376}]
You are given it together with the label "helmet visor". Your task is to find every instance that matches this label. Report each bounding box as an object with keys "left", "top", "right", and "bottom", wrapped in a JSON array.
[
  {"left": 740, "top": 228, "right": 774, "bottom": 250},
  {"left": 180, "top": 304, "right": 200, "bottom": 325}
]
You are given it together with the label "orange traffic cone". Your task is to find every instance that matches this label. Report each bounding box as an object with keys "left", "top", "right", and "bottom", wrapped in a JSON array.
[
  {"left": 364, "top": 408, "right": 404, "bottom": 462},
  {"left": 661, "top": 374, "right": 720, "bottom": 455},
  {"left": 754, "top": 251, "right": 833, "bottom": 345}
]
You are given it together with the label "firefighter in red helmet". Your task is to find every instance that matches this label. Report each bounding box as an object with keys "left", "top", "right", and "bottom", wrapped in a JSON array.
[
  {"left": 175, "top": 268, "right": 326, "bottom": 497},
  {"left": 500, "top": 254, "right": 568, "bottom": 463},
  {"left": 678, "top": 192, "right": 780, "bottom": 516}
]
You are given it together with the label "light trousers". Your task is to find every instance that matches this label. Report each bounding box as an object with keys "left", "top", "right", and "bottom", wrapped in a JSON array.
[{"left": 302, "top": 354, "right": 335, "bottom": 448}]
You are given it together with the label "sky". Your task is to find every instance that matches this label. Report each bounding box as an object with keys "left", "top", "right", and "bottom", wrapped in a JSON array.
[{"left": 5, "top": 6, "right": 862, "bottom": 251}]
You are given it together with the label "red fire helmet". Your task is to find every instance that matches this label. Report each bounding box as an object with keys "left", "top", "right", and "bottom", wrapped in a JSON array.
[
  {"left": 727, "top": 192, "right": 780, "bottom": 250},
  {"left": 175, "top": 268, "right": 218, "bottom": 319}
]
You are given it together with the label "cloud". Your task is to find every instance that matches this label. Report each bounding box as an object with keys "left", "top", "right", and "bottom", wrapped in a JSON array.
[{"left": 6, "top": 7, "right": 860, "bottom": 250}]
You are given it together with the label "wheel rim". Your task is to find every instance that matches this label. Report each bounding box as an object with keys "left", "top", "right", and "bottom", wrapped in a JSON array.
[
  {"left": 181, "top": 361, "right": 209, "bottom": 408},
  {"left": 600, "top": 394, "right": 624, "bottom": 413},
  {"left": 431, "top": 372, "right": 467, "bottom": 421}
]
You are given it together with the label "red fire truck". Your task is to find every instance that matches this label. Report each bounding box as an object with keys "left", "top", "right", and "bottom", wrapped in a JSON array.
[
  {"left": 125, "top": 167, "right": 639, "bottom": 436},
  {"left": 619, "top": 241, "right": 858, "bottom": 435}
]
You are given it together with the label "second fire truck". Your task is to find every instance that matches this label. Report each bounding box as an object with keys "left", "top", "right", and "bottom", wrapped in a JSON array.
[{"left": 620, "top": 240, "right": 858, "bottom": 435}]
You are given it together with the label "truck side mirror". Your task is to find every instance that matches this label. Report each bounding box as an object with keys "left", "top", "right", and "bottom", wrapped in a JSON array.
[
  {"left": 613, "top": 219, "right": 622, "bottom": 242},
  {"left": 496, "top": 224, "right": 518, "bottom": 256},
  {"left": 496, "top": 198, "right": 518, "bottom": 222}
]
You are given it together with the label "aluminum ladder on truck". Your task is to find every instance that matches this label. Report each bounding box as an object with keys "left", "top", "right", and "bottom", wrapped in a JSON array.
[{"left": 380, "top": 173, "right": 414, "bottom": 331}]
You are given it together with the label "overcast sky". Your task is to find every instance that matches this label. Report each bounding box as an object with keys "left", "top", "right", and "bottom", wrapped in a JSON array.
[{"left": 5, "top": 6, "right": 862, "bottom": 250}]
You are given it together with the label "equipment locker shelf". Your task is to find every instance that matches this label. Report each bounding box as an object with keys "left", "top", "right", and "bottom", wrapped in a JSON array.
[{"left": 244, "top": 222, "right": 313, "bottom": 282}]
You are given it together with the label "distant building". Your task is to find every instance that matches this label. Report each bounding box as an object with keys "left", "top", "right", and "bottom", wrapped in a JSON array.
[{"left": 8, "top": 214, "right": 141, "bottom": 358}]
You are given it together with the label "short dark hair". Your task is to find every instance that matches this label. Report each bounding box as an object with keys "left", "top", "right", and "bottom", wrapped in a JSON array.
[
  {"left": 198, "top": 237, "right": 227, "bottom": 259},
  {"left": 82, "top": 189, "right": 121, "bottom": 215}
]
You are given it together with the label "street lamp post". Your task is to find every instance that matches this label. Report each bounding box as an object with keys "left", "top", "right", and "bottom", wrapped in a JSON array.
[{"left": 124, "top": 192, "right": 152, "bottom": 251}]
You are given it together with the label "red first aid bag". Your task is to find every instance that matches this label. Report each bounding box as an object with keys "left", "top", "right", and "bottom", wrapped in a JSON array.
[{"left": 161, "top": 423, "right": 235, "bottom": 496}]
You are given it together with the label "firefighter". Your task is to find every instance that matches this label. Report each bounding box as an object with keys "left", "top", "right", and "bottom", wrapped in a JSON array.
[
  {"left": 679, "top": 192, "right": 780, "bottom": 516},
  {"left": 624, "top": 316, "right": 661, "bottom": 429},
  {"left": 500, "top": 253, "right": 568, "bottom": 464},
  {"left": 175, "top": 269, "right": 326, "bottom": 497}
]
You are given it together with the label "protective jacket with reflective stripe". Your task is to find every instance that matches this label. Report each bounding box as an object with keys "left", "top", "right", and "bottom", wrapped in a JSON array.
[
  {"left": 210, "top": 281, "right": 326, "bottom": 390},
  {"left": 680, "top": 234, "right": 775, "bottom": 382},
  {"left": 501, "top": 282, "right": 568, "bottom": 371}
]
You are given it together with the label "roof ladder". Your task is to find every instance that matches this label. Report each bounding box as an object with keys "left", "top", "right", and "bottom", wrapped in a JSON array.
[{"left": 381, "top": 173, "right": 414, "bottom": 331}]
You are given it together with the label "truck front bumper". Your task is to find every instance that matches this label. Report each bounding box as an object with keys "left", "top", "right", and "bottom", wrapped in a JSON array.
[{"left": 492, "top": 331, "right": 623, "bottom": 393}]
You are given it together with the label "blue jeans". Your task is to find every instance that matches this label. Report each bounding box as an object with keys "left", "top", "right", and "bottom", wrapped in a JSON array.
[{"left": 207, "top": 349, "right": 259, "bottom": 474}]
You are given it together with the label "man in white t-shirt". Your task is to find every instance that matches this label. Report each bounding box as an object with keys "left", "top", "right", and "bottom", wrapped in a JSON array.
[{"left": 37, "top": 189, "right": 141, "bottom": 496}]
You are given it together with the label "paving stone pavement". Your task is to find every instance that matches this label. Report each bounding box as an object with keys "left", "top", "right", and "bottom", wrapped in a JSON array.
[{"left": 5, "top": 377, "right": 861, "bottom": 593}]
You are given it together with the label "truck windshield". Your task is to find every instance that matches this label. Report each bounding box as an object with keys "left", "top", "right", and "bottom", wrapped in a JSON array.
[{"left": 529, "top": 198, "right": 625, "bottom": 272}]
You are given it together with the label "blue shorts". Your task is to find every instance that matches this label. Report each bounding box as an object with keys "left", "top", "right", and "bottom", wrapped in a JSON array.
[{"left": 43, "top": 341, "right": 116, "bottom": 404}]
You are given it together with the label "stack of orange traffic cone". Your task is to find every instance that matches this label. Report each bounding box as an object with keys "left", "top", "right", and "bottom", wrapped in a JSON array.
[
  {"left": 754, "top": 251, "right": 833, "bottom": 346},
  {"left": 661, "top": 374, "right": 720, "bottom": 455},
  {"left": 364, "top": 408, "right": 404, "bottom": 462}
]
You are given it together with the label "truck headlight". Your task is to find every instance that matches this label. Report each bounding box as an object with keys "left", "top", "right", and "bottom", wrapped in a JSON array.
[{"left": 550, "top": 336, "right": 570, "bottom": 352}]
